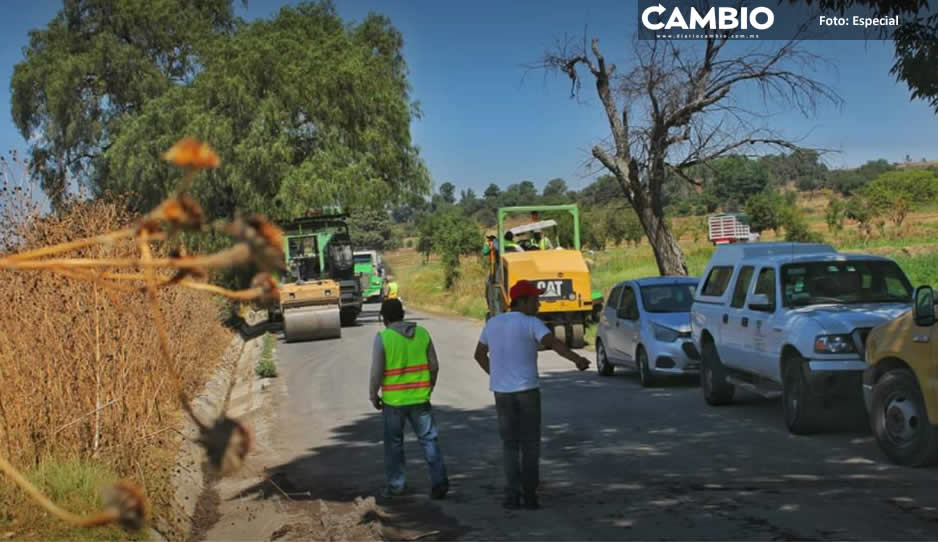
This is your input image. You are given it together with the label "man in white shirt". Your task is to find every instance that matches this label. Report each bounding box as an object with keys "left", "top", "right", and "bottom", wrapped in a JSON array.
[{"left": 473, "top": 280, "right": 590, "bottom": 510}]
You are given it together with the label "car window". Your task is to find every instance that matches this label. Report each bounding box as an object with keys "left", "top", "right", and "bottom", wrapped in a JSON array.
[
  {"left": 607, "top": 286, "right": 623, "bottom": 310},
  {"left": 781, "top": 260, "right": 912, "bottom": 307},
  {"left": 754, "top": 267, "right": 776, "bottom": 310},
  {"left": 640, "top": 284, "right": 696, "bottom": 313},
  {"left": 620, "top": 286, "right": 637, "bottom": 319},
  {"left": 730, "top": 266, "right": 755, "bottom": 308},
  {"left": 701, "top": 266, "right": 734, "bottom": 297}
]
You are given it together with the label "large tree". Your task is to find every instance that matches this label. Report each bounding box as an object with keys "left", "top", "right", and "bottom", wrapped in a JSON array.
[
  {"left": 11, "top": 0, "right": 242, "bottom": 209},
  {"left": 12, "top": 1, "right": 430, "bottom": 219},
  {"left": 537, "top": 33, "right": 840, "bottom": 274}
]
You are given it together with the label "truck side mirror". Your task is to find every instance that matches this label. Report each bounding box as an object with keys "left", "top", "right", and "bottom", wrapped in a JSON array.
[
  {"left": 914, "top": 286, "right": 935, "bottom": 327},
  {"left": 748, "top": 293, "right": 773, "bottom": 312}
]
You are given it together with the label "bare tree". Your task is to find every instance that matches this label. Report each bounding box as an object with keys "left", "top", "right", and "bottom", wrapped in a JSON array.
[{"left": 532, "top": 31, "right": 842, "bottom": 275}]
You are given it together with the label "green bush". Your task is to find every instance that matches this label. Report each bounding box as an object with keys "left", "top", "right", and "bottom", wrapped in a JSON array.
[{"left": 255, "top": 332, "right": 278, "bottom": 378}]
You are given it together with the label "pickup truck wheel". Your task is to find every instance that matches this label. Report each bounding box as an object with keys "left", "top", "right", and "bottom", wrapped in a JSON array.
[
  {"left": 783, "top": 360, "right": 817, "bottom": 435},
  {"left": 596, "top": 341, "right": 614, "bottom": 377},
  {"left": 701, "top": 341, "right": 734, "bottom": 405},
  {"left": 638, "top": 347, "right": 655, "bottom": 388},
  {"left": 871, "top": 369, "right": 938, "bottom": 467}
]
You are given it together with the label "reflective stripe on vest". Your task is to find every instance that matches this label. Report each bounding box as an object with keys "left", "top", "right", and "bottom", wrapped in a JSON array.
[
  {"left": 387, "top": 282, "right": 399, "bottom": 299},
  {"left": 380, "top": 326, "right": 431, "bottom": 406}
]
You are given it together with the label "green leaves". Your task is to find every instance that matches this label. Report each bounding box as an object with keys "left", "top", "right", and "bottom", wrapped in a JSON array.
[
  {"left": 14, "top": 1, "right": 430, "bottom": 221},
  {"left": 863, "top": 169, "right": 938, "bottom": 227}
]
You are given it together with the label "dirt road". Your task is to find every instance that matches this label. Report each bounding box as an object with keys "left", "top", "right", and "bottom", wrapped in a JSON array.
[{"left": 198, "top": 303, "right": 938, "bottom": 540}]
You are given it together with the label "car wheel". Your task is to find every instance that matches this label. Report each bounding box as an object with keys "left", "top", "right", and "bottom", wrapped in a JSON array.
[
  {"left": 871, "top": 369, "right": 938, "bottom": 467},
  {"left": 638, "top": 347, "right": 655, "bottom": 388},
  {"left": 596, "top": 340, "right": 614, "bottom": 377},
  {"left": 783, "top": 358, "right": 817, "bottom": 435},
  {"left": 701, "top": 340, "right": 734, "bottom": 405}
]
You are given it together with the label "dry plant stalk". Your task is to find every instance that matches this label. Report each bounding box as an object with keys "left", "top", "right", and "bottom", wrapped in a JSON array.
[{"left": 0, "top": 138, "right": 284, "bottom": 532}]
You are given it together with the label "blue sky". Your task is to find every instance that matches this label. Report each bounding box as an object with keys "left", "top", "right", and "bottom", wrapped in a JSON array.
[{"left": 0, "top": 0, "right": 935, "bottom": 197}]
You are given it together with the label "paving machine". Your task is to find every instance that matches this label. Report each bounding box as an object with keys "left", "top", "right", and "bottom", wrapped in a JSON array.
[
  {"left": 485, "top": 205, "right": 601, "bottom": 348},
  {"left": 273, "top": 212, "right": 364, "bottom": 342}
]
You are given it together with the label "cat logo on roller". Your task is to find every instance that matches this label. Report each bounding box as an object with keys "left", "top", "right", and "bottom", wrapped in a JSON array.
[{"left": 538, "top": 280, "right": 563, "bottom": 298}]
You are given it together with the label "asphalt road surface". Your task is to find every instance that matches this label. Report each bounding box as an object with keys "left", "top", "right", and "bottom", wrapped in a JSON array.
[{"left": 200, "top": 303, "right": 938, "bottom": 541}]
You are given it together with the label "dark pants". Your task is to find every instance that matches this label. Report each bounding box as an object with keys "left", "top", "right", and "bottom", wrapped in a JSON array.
[
  {"left": 382, "top": 402, "right": 448, "bottom": 492},
  {"left": 494, "top": 388, "right": 541, "bottom": 498}
]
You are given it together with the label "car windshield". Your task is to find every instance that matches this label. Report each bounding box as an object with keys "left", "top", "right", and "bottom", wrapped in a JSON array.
[
  {"left": 781, "top": 260, "right": 912, "bottom": 307},
  {"left": 640, "top": 284, "right": 696, "bottom": 313},
  {"left": 353, "top": 255, "right": 372, "bottom": 265}
]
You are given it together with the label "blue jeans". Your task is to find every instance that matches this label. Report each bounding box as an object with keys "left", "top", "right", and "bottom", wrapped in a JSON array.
[{"left": 382, "top": 402, "right": 448, "bottom": 491}]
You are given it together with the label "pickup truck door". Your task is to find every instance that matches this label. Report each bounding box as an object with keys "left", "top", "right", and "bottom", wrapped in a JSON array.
[
  {"left": 617, "top": 285, "right": 641, "bottom": 365},
  {"left": 740, "top": 266, "right": 780, "bottom": 379},
  {"left": 723, "top": 265, "right": 755, "bottom": 365}
]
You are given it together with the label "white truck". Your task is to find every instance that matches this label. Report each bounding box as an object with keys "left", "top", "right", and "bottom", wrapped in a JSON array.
[
  {"left": 691, "top": 242, "right": 914, "bottom": 434},
  {"left": 708, "top": 214, "right": 759, "bottom": 245}
]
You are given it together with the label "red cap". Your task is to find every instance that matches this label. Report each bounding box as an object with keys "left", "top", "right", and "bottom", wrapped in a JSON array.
[{"left": 510, "top": 280, "right": 544, "bottom": 301}]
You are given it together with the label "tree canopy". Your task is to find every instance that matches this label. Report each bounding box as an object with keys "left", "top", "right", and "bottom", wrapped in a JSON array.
[{"left": 12, "top": 1, "right": 430, "bottom": 219}]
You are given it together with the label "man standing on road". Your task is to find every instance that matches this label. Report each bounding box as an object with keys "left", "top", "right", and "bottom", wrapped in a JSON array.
[
  {"left": 370, "top": 299, "right": 449, "bottom": 499},
  {"left": 473, "top": 280, "right": 591, "bottom": 510}
]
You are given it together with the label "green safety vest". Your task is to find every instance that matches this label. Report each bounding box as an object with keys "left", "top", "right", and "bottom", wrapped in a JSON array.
[
  {"left": 537, "top": 237, "right": 549, "bottom": 250},
  {"left": 387, "top": 281, "right": 399, "bottom": 298},
  {"left": 380, "top": 326, "right": 432, "bottom": 406}
]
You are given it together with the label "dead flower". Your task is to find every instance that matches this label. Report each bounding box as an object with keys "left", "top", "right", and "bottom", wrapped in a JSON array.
[
  {"left": 100, "top": 480, "right": 148, "bottom": 531},
  {"left": 250, "top": 272, "right": 280, "bottom": 305},
  {"left": 224, "top": 215, "right": 286, "bottom": 272},
  {"left": 197, "top": 415, "right": 253, "bottom": 476},
  {"left": 160, "top": 194, "right": 204, "bottom": 230},
  {"left": 162, "top": 138, "right": 221, "bottom": 170}
]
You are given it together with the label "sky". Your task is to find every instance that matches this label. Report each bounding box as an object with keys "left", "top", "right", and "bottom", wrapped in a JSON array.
[{"left": 0, "top": 0, "right": 935, "bottom": 197}]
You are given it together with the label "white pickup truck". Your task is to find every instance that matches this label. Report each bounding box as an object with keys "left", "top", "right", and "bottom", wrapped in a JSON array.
[{"left": 691, "top": 242, "right": 914, "bottom": 434}]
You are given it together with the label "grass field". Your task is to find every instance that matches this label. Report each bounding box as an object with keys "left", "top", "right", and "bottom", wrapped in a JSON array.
[{"left": 385, "top": 197, "right": 938, "bottom": 352}]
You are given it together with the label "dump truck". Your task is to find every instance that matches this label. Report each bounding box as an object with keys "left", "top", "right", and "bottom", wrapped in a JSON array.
[
  {"left": 354, "top": 250, "right": 384, "bottom": 302},
  {"left": 273, "top": 212, "right": 364, "bottom": 341},
  {"left": 484, "top": 205, "right": 600, "bottom": 348}
]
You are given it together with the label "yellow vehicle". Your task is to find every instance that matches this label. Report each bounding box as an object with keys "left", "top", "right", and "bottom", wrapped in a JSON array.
[
  {"left": 485, "top": 205, "right": 599, "bottom": 348},
  {"left": 864, "top": 285, "right": 938, "bottom": 466}
]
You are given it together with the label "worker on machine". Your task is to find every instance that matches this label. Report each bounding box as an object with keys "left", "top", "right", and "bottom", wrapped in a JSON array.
[
  {"left": 533, "top": 231, "right": 553, "bottom": 251},
  {"left": 503, "top": 231, "right": 523, "bottom": 252}
]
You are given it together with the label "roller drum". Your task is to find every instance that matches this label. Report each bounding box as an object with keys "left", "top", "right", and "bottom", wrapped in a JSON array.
[{"left": 283, "top": 306, "right": 341, "bottom": 342}]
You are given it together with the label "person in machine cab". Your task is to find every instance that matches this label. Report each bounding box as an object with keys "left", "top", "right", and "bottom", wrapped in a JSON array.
[
  {"left": 533, "top": 231, "right": 552, "bottom": 250},
  {"left": 503, "top": 231, "right": 523, "bottom": 252}
]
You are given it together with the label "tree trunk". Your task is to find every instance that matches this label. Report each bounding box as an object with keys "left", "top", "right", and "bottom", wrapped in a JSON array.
[{"left": 637, "top": 206, "right": 688, "bottom": 276}]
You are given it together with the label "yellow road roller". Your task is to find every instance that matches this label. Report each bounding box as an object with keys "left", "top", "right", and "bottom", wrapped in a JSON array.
[
  {"left": 485, "top": 205, "right": 599, "bottom": 348},
  {"left": 272, "top": 222, "right": 343, "bottom": 342}
]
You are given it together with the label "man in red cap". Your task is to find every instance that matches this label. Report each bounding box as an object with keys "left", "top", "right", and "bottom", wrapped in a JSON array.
[{"left": 473, "top": 279, "right": 590, "bottom": 510}]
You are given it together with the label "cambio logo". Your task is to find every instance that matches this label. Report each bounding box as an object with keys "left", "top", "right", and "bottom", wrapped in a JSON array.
[{"left": 642, "top": 4, "right": 775, "bottom": 31}]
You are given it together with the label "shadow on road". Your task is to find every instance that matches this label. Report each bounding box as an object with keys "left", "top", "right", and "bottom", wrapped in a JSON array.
[{"left": 227, "top": 367, "right": 938, "bottom": 539}]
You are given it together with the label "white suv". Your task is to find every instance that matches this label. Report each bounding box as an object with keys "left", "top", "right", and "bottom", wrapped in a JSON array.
[{"left": 691, "top": 242, "right": 914, "bottom": 434}]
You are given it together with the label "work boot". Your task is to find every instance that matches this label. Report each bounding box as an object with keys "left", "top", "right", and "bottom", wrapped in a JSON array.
[
  {"left": 430, "top": 483, "right": 449, "bottom": 500},
  {"left": 523, "top": 494, "right": 540, "bottom": 510},
  {"left": 379, "top": 485, "right": 408, "bottom": 499},
  {"left": 502, "top": 494, "right": 521, "bottom": 510}
]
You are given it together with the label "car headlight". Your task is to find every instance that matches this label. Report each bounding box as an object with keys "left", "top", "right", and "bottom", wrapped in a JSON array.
[
  {"left": 814, "top": 334, "right": 856, "bottom": 354},
  {"left": 652, "top": 323, "right": 680, "bottom": 342}
]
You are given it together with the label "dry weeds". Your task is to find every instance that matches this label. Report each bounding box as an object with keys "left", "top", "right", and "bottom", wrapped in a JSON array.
[{"left": 0, "top": 139, "right": 282, "bottom": 536}]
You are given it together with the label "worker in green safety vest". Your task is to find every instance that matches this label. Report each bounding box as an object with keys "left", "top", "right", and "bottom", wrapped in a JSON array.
[
  {"left": 503, "top": 231, "right": 523, "bottom": 252},
  {"left": 369, "top": 298, "right": 449, "bottom": 499},
  {"left": 533, "top": 230, "right": 553, "bottom": 250}
]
